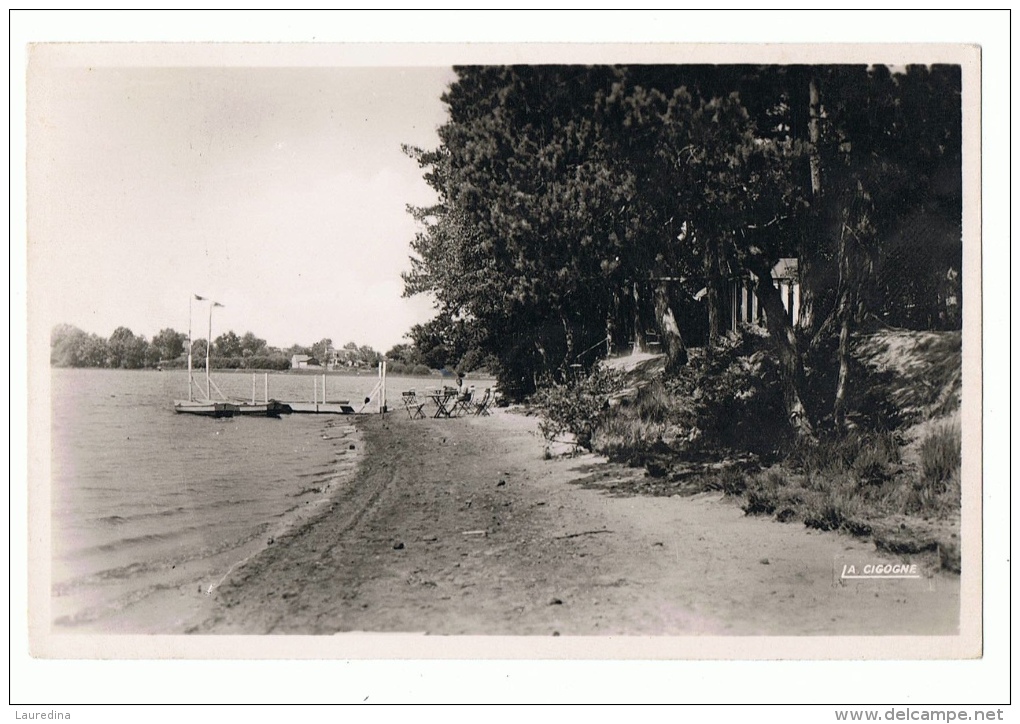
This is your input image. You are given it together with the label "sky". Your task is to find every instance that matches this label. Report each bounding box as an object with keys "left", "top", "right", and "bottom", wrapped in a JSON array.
[{"left": 28, "top": 47, "right": 456, "bottom": 352}]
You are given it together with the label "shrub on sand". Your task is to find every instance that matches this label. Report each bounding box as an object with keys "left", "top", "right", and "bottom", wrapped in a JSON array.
[
  {"left": 671, "top": 332, "right": 790, "bottom": 457},
  {"left": 719, "top": 467, "right": 750, "bottom": 497},
  {"left": 537, "top": 365, "right": 624, "bottom": 452},
  {"left": 802, "top": 484, "right": 872, "bottom": 536},
  {"left": 919, "top": 422, "right": 961, "bottom": 492},
  {"left": 593, "top": 379, "right": 694, "bottom": 461},
  {"left": 787, "top": 429, "right": 900, "bottom": 483},
  {"left": 741, "top": 470, "right": 786, "bottom": 516},
  {"left": 880, "top": 421, "right": 961, "bottom": 516},
  {"left": 852, "top": 430, "right": 901, "bottom": 485}
]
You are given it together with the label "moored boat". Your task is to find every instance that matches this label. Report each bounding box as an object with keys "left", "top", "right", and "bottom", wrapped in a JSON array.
[
  {"left": 172, "top": 296, "right": 369, "bottom": 419},
  {"left": 284, "top": 400, "right": 355, "bottom": 414},
  {"left": 174, "top": 400, "right": 240, "bottom": 418},
  {"left": 233, "top": 399, "right": 293, "bottom": 417},
  {"left": 174, "top": 294, "right": 238, "bottom": 419}
]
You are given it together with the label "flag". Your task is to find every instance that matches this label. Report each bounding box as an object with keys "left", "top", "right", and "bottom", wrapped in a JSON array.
[
  {"left": 194, "top": 294, "right": 206, "bottom": 301},
  {"left": 213, "top": 301, "right": 225, "bottom": 308}
]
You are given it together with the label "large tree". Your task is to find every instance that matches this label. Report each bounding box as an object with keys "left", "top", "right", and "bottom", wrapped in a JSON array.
[
  {"left": 51, "top": 324, "right": 108, "bottom": 367},
  {"left": 107, "top": 327, "right": 149, "bottom": 369},
  {"left": 213, "top": 330, "right": 242, "bottom": 359},
  {"left": 403, "top": 63, "right": 962, "bottom": 430},
  {"left": 310, "top": 338, "right": 334, "bottom": 366},
  {"left": 151, "top": 327, "right": 187, "bottom": 363},
  {"left": 406, "top": 66, "right": 660, "bottom": 393},
  {"left": 239, "top": 331, "right": 268, "bottom": 358}
]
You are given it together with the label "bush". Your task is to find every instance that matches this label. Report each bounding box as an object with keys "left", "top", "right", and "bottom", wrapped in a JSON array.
[
  {"left": 787, "top": 429, "right": 899, "bottom": 482},
  {"left": 386, "top": 361, "right": 435, "bottom": 376},
  {"left": 802, "top": 483, "right": 871, "bottom": 535},
  {"left": 160, "top": 355, "right": 291, "bottom": 371},
  {"left": 593, "top": 379, "right": 697, "bottom": 461},
  {"left": 718, "top": 467, "right": 750, "bottom": 497},
  {"left": 243, "top": 356, "right": 292, "bottom": 371},
  {"left": 742, "top": 470, "right": 785, "bottom": 516},
  {"left": 804, "top": 505, "right": 872, "bottom": 536},
  {"left": 890, "top": 421, "right": 962, "bottom": 515},
  {"left": 852, "top": 430, "right": 901, "bottom": 484},
  {"left": 666, "top": 331, "right": 790, "bottom": 457},
  {"left": 536, "top": 365, "right": 624, "bottom": 452},
  {"left": 589, "top": 330, "right": 792, "bottom": 463},
  {"left": 743, "top": 487, "right": 777, "bottom": 516},
  {"left": 630, "top": 380, "right": 673, "bottom": 425},
  {"left": 919, "top": 422, "right": 961, "bottom": 492}
]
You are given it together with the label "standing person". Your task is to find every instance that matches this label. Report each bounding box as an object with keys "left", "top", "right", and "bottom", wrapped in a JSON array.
[{"left": 456, "top": 373, "right": 464, "bottom": 393}]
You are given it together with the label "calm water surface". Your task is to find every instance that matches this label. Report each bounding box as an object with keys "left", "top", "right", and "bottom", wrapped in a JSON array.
[{"left": 49, "top": 368, "right": 446, "bottom": 633}]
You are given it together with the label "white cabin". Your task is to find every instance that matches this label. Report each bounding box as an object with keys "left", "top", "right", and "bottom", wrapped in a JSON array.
[{"left": 728, "top": 258, "right": 800, "bottom": 332}]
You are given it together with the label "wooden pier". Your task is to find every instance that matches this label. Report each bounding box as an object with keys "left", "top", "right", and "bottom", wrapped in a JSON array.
[
  {"left": 174, "top": 299, "right": 386, "bottom": 420},
  {"left": 284, "top": 401, "right": 356, "bottom": 415}
]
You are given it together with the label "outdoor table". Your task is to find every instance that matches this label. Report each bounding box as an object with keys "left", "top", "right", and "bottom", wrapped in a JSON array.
[{"left": 427, "top": 390, "right": 458, "bottom": 418}]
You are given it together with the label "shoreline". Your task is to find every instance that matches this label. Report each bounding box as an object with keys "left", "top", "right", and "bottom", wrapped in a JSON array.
[
  {"left": 192, "top": 408, "right": 960, "bottom": 636},
  {"left": 51, "top": 415, "right": 368, "bottom": 636},
  {"left": 205, "top": 418, "right": 366, "bottom": 595}
]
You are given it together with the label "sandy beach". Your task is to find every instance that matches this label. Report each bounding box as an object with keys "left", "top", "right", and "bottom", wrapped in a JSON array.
[{"left": 192, "top": 407, "right": 959, "bottom": 637}]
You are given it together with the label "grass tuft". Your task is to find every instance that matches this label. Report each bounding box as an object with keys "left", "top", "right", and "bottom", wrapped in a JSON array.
[
  {"left": 741, "top": 470, "right": 785, "bottom": 516},
  {"left": 919, "top": 422, "right": 961, "bottom": 492}
]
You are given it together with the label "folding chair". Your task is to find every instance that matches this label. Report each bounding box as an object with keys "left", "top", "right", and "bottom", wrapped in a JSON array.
[
  {"left": 450, "top": 387, "right": 474, "bottom": 417},
  {"left": 472, "top": 388, "right": 493, "bottom": 416},
  {"left": 402, "top": 391, "right": 427, "bottom": 420}
]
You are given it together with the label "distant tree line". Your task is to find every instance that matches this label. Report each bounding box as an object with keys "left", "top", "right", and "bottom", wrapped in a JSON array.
[
  {"left": 383, "top": 337, "right": 490, "bottom": 376},
  {"left": 402, "top": 64, "right": 962, "bottom": 433},
  {"left": 50, "top": 324, "right": 395, "bottom": 373},
  {"left": 51, "top": 324, "right": 190, "bottom": 369},
  {"left": 389, "top": 319, "right": 493, "bottom": 375}
]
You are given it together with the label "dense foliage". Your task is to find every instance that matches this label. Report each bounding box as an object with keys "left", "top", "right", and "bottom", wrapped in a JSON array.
[{"left": 404, "top": 64, "right": 962, "bottom": 436}]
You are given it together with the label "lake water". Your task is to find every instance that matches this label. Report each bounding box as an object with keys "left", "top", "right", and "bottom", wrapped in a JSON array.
[{"left": 47, "top": 367, "right": 460, "bottom": 633}]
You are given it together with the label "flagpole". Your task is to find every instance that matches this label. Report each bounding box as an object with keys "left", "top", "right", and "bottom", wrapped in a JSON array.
[
  {"left": 187, "top": 295, "right": 194, "bottom": 401},
  {"left": 204, "top": 298, "right": 224, "bottom": 400},
  {"left": 207, "top": 301, "right": 213, "bottom": 400}
]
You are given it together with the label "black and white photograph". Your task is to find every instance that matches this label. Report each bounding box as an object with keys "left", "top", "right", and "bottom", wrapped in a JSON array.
[{"left": 12, "top": 9, "right": 1007, "bottom": 712}]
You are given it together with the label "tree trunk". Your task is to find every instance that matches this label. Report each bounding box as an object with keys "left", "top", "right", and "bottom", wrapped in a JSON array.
[
  {"left": 654, "top": 282, "right": 688, "bottom": 374},
  {"left": 606, "top": 288, "right": 621, "bottom": 356},
  {"left": 632, "top": 281, "right": 648, "bottom": 353},
  {"left": 833, "top": 188, "right": 872, "bottom": 429},
  {"left": 797, "top": 255, "right": 818, "bottom": 336},
  {"left": 533, "top": 340, "right": 548, "bottom": 370},
  {"left": 748, "top": 256, "right": 815, "bottom": 440},
  {"left": 560, "top": 313, "right": 575, "bottom": 369},
  {"left": 703, "top": 235, "right": 724, "bottom": 347},
  {"left": 833, "top": 313, "right": 852, "bottom": 429},
  {"left": 808, "top": 75, "right": 823, "bottom": 197},
  {"left": 798, "top": 74, "right": 825, "bottom": 335}
]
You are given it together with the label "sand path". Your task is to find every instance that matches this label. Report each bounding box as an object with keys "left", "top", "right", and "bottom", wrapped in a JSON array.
[{"left": 194, "top": 408, "right": 959, "bottom": 637}]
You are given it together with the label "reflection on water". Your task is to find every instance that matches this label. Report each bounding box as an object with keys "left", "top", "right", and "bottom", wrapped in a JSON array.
[{"left": 48, "top": 368, "right": 438, "bottom": 633}]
